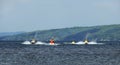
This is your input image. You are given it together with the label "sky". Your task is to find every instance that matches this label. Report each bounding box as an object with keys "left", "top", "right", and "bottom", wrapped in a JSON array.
[{"left": 0, "top": 0, "right": 120, "bottom": 32}]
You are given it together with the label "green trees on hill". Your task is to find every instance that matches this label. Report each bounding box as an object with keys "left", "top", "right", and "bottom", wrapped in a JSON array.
[{"left": 0, "top": 24, "right": 120, "bottom": 41}]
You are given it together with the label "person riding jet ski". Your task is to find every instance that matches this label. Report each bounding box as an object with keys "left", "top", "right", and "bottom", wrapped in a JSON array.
[
  {"left": 84, "top": 39, "right": 88, "bottom": 44},
  {"left": 31, "top": 39, "right": 37, "bottom": 44},
  {"left": 50, "top": 39, "right": 55, "bottom": 45}
]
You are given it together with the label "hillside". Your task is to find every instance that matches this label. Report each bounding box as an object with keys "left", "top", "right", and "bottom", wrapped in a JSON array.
[
  {"left": 0, "top": 24, "right": 120, "bottom": 41},
  {"left": 0, "top": 32, "right": 24, "bottom": 37}
]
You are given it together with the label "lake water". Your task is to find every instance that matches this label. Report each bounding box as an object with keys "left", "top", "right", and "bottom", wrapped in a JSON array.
[{"left": 0, "top": 41, "right": 120, "bottom": 65}]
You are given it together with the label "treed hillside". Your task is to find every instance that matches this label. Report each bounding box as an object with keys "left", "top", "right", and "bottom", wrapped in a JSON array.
[
  {"left": 0, "top": 32, "right": 24, "bottom": 37},
  {"left": 0, "top": 24, "right": 120, "bottom": 41}
]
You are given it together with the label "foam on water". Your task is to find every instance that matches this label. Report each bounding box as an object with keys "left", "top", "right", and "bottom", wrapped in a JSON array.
[
  {"left": 75, "top": 41, "right": 104, "bottom": 45},
  {"left": 22, "top": 41, "right": 104, "bottom": 45},
  {"left": 22, "top": 41, "right": 31, "bottom": 45},
  {"left": 22, "top": 41, "right": 59, "bottom": 46},
  {"left": 75, "top": 41, "right": 85, "bottom": 44},
  {"left": 88, "top": 42, "right": 103, "bottom": 44},
  {"left": 35, "top": 41, "right": 46, "bottom": 45},
  {"left": 44, "top": 43, "right": 59, "bottom": 46},
  {"left": 22, "top": 41, "right": 46, "bottom": 45}
]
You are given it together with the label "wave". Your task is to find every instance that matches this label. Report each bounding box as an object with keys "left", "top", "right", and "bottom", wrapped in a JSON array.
[
  {"left": 75, "top": 41, "right": 104, "bottom": 45},
  {"left": 22, "top": 41, "right": 59, "bottom": 46},
  {"left": 22, "top": 41, "right": 31, "bottom": 45}
]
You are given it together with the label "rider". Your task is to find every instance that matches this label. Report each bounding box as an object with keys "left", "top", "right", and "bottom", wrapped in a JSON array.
[{"left": 50, "top": 39, "right": 55, "bottom": 45}]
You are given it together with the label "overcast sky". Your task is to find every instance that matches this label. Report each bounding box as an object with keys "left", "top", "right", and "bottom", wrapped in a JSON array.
[{"left": 0, "top": 0, "right": 120, "bottom": 32}]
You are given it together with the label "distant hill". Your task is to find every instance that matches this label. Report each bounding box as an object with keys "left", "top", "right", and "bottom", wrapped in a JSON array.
[
  {"left": 0, "top": 24, "right": 120, "bottom": 41},
  {"left": 0, "top": 32, "right": 24, "bottom": 37}
]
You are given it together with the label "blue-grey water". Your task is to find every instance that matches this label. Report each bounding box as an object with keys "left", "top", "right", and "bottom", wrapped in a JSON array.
[{"left": 0, "top": 41, "right": 120, "bottom": 65}]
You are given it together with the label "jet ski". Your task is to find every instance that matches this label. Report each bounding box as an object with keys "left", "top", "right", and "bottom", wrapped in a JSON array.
[
  {"left": 30, "top": 39, "right": 37, "bottom": 44},
  {"left": 49, "top": 39, "right": 55, "bottom": 45},
  {"left": 71, "top": 41, "right": 76, "bottom": 44},
  {"left": 84, "top": 39, "right": 88, "bottom": 44}
]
